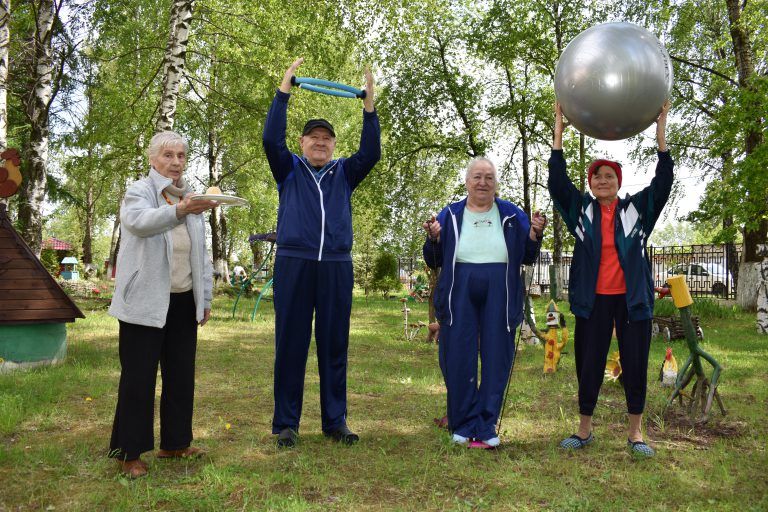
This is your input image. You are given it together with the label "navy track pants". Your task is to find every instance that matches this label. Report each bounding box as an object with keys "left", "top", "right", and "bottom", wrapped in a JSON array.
[
  {"left": 271, "top": 256, "right": 353, "bottom": 434},
  {"left": 574, "top": 293, "right": 652, "bottom": 416},
  {"left": 439, "top": 263, "right": 515, "bottom": 440}
]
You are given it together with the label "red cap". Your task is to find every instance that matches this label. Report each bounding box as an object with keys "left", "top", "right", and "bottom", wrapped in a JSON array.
[{"left": 588, "top": 159, "right": 622, "bottom": 188}]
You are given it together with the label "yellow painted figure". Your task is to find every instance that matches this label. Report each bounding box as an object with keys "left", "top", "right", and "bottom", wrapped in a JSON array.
[{"left": 543, "top": 300, "right": 569, "bottom": 373}]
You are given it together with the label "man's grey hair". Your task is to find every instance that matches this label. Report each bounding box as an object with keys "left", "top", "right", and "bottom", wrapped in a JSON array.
[
  {"left": 465, "top": 156, "right": 497, "bottom": 181},
  {"left": 147, "top": 131, "right": 189, "bottom": 160}
]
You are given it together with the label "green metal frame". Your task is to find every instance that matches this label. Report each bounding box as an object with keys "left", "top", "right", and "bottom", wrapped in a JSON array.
[{"left": 231, "top": 240, "right": 276, "bottom": 320}]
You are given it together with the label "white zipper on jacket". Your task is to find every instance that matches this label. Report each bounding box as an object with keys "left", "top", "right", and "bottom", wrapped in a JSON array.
[
  {"left": 501, "top": 214, "right": 516, "bottom": 332},
  {"left": 447, "top": 210, "right": 459, "bottom": 326},
  {"left": 299, "top": 159, "right": 339, "bottom": 261}
]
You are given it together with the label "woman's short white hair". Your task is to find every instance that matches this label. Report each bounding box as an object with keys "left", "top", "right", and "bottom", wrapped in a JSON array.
[
  {"left": 147, "top": 131, "right": 188, "bottom": 160},
  {"left": 465, "top": 157, "right": 497, "bottom": 181}
]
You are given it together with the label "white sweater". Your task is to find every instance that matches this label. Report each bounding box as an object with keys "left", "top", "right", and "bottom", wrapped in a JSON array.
[{"left": 109, "top": 168, "right": 213, "bottom": 328}]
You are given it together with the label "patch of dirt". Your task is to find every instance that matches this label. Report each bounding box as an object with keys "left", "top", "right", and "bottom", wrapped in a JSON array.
[{"left": 649, "top": 408, "right": 748, "bottom": 447}]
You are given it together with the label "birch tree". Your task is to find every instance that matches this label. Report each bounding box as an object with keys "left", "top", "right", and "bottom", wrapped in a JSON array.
[
  {"left": 155, "top": 0, "right": 193, "bottom": 132},
  {"left": 0, "top": 0, "right": 9, "bottom": 154},
  {"left": 17, "top": 0, "right": 57, "bottom": 256}
]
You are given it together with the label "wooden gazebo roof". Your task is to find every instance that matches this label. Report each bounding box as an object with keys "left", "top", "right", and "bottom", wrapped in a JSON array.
[{"left": 0, "top": 204, "right": 85, "bottom": 325}]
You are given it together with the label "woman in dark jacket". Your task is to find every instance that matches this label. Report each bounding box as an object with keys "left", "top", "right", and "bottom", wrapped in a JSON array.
[
  {"left": 423, "top": 157, "right": 545, "bottom": 448},
  {"left": 548, "top": 101, "right": 672, "bottom": 457}
]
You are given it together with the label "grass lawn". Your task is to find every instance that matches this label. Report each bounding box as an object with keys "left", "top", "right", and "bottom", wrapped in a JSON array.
[{"left": 1, "top": 291, "right": 767, "bottom": 511}]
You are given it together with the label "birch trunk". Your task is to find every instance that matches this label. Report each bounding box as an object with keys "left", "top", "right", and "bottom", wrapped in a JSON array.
[
  {"left": 0, "top": 0, "right": 7, "bottom": 207},
  {"left": 18, "top": 0, "right": 55, "bottom": 256},
  {"left": 155, "top": 0, "right": 194, "bottom": 133},
  {"left": 0, "top": 0, "right": 9, "bottom": 151}
]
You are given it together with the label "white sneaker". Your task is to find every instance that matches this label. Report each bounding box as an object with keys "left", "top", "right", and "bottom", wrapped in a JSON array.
[
  {"left": 483, "top": 436, "right": 500, "bottom": 447},
  {"left": 452, "top": 433, "right": 469, "bottom": 445}
]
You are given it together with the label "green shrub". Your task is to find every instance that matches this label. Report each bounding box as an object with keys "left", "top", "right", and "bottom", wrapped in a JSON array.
[
  {"left": 372, "top": 252, "right": 401, "bottom": 296},
  {"left": 653, "top": 296, "right": 739, "bottom": 320}
]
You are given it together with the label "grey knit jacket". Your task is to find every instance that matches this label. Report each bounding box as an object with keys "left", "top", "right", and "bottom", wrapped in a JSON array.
[{"left": 108, "top": 168, "right": 213, "bottom": 328}]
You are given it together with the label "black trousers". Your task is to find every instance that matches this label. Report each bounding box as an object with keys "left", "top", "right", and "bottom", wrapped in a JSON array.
[
  {"left": 574, "top": 294, "right": 651, "bottom": 416},
  {"left": 109, "top": 291, "right": 198, "bottom": 461}
]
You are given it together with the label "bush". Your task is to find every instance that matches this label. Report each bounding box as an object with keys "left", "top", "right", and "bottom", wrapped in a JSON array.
[
  {"left": 372, "top": 252, "right": 401, "bottom": 297},
  {"left": 653, "top": 296, "right": 739, "bottom": 320}
]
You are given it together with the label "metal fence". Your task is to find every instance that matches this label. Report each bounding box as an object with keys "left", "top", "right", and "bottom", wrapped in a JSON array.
[
  {"left": 403, "top": 243, "right": 741, "bottom": 299},
  {"left": 528, "top": 244, "right": 741, "bottom": 299}
]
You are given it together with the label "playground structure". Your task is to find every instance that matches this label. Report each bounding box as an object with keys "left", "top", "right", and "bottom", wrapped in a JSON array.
[
  {"left": 663, "top": 275, "right": 726, "bottom": 423},
  {"left": 1, "top": 150, "right": 85, "bottom": 372},
  {"left": 231, "top": 232, "right": 276, "bottom": 321}
]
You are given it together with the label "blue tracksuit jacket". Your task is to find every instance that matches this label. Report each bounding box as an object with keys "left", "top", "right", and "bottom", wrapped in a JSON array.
[
  {"left": 423, "top": 198, "right": 541, "bottom": 331},
  {"left": 262, "top": 90, "right": 381, "bottom": 261},
  {"left": 547, "top": 149, "right": 674, "bottom": 321}
]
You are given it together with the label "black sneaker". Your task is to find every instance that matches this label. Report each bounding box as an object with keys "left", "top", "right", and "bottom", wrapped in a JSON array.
[
  {"left": 276, "top": 428, "right": 298, "bottom": 448},
  {"left": 324, "top": 425, "right": 359, "bottom": 445}
]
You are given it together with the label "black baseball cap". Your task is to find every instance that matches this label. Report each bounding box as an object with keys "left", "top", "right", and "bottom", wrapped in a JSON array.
[{"left": 302, "top": 119, "right": 336, "bottom": 137}]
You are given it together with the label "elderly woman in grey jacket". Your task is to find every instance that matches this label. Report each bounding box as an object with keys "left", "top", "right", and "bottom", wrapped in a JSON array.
[{"left": 108, "top": 131, "right": 217, "bottom": 478}]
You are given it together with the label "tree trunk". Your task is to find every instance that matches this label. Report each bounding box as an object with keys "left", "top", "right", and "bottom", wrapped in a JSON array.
[
  {"left": 0, "top": 0, "right": 8, "bottom": 207},
  {"left": 155, "top": 0, "right": 194, "bottom": 132},
  {"left": 208, "top": 129, "right": 228, "bottom": 282},
  {"left": 725, "top": 0, "right": 766, "bottom": 297},
  {"left": 18, "top": 0, "right": 55, "bottom": 256},
  {"left": 552, "top": 212, "right": 564, "bottom": 300},
  {"left": 737, "top": 261, "right": 760, "bottom": 311},
  {"left": 82, "top": 181, "right": 94, "bottom": 265},
  {"left": 0, "top": 0, "right": 8, "bottom": 150}
]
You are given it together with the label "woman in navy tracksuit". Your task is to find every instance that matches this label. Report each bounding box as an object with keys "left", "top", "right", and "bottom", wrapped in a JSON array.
[
  {"left": 423, "top": 158, "right": 545, "bottom": 448},
  {"left": 548, "top": 102, "right": 673, "bottom": 456}
]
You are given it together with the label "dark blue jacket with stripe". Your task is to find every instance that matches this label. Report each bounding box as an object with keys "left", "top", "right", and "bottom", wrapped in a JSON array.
[
  {"left": 423, "top": 198, "right": 541, "bottom": 332},
  {"left": 547, "top": 149, "right": 674, "bottom": 321},
  {"left": 262, "top": 90, "right": 381, "bottom": 261}
]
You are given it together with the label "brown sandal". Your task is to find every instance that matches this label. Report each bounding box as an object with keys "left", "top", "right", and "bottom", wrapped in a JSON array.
[
  {"left": 118, "top": 458, "right": 148, "bottom": 479},
  {"left": 157, "top": 446, "right": 206, "bottom": 459}
]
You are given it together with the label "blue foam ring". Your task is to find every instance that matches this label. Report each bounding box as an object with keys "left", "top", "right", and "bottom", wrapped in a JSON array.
[{"left": 291, "top": 76, "right": 366, "bottom": 99}]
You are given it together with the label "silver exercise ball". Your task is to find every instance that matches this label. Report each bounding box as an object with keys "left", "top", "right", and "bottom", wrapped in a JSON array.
[{"left": 554, "top": 22, "right": 673, "bottom": 141}]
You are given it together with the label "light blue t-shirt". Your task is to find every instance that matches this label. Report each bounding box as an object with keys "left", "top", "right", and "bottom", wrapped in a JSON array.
[{"left": 456, "top": 203, "right": 508, "bottom": 263}]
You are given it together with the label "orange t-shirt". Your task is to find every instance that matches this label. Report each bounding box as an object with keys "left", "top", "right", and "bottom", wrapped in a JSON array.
[{"left": 596, "top": 199, "right": 627, "bottom": 294}]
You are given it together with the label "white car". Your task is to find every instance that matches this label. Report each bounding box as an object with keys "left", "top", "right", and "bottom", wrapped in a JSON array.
[{"left": 665, "top": 262, "right": 733, "bottom": 297}]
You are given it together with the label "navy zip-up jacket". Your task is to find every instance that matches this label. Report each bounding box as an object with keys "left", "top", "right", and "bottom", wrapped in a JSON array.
[
  {"left": 547, "top": 149, "right": 674, "bottom": 321},
  {"left": 263, "top": 90, "right": 381, "bottom": 261},
  {"left": 423, "top": 198, "right": 541, "bottom": 331}
]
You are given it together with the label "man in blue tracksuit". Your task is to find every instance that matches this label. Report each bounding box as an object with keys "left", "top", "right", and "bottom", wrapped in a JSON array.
[{"left": 262, "top": 58, "right": 380, "bottom": 447}]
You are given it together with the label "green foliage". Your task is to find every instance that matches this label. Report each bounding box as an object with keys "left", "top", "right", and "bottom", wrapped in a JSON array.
[
  {"left": 649, "top": 220, "right": 722, "bottom": 246},
  {"left": 371, "top": 251, "right": 401, "bottom": 296},
  {"left": 618, "top": 0, "right": 767, "bottom": 250},
  {"left": 38, "top": 249, "right": 60, "bottom": 278},
  {"left": 653, "top": 297, "right": 739, "bottom": 320}
]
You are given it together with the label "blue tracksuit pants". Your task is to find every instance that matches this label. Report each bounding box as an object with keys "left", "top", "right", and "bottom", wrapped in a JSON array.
[
  {"left": 272, "top": 256, "right": 353, "bottom": 434},
  {"left": 439, "top": 263, "right": 515, "bottom": 440}
]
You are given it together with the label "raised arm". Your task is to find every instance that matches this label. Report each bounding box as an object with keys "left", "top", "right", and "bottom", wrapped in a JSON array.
[
  {"left": 656, "top": 100, "right": 669, "bottom": 152},
  {"left": 263, "top": 58, "right": 304, "bottom": 184},
  {"left": 626, "top": 101, "right": 674, "bottom": 233},
  {"left": 547, "top": 103, "right": 583, "bottom": 234},
  {"left": 345, "top": 68, "right": 381, "bottom": 190}
]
